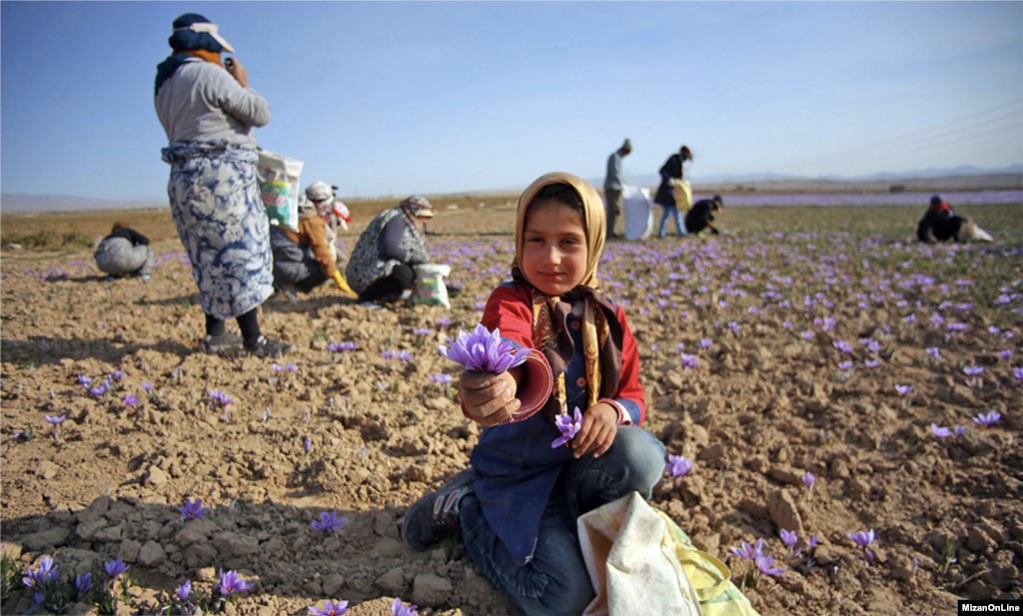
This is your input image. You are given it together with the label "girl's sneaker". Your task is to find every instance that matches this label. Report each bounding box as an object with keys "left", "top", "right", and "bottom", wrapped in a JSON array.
[{"left": 402, "top": 469, "right": 473, "bottom": 551}]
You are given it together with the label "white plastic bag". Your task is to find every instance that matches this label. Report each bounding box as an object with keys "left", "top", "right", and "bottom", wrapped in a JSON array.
[
  {"left": 621, "top": 185, "right": 654, "bottom": 241},
  {"left": 578, "top": 492, "right": 702, "bottom": 616},
  {"left": 413, "top": 264, "right": 451, "bottom": 308},
  {"left": 257, "top": 150, "right": 304, "bottom": 232}
]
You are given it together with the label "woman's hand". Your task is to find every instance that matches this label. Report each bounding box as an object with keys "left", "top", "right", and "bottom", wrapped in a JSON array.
[
  {"left": 224, "top": 57, "right": 249, "bottom": 88},
  {"left": 572, "top": 403, "right": 618, "bottom": 459},
  {"left": 458, "top": 369, "right": 521, "bottom": 427}
]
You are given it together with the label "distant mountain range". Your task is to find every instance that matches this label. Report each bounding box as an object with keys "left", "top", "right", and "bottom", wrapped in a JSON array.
[
  {"left": 0, "top": 194, "right": 168, "bottom": 214},
  {"left": 610, "top": 164, "right": 1023, "bottom": 190},
  {"left": 2, "top": 165, "right": 1021, "bottom": 213}
]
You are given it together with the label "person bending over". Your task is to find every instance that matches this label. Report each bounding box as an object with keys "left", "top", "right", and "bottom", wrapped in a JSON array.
[
  {"left": 94, "top": 222, "right": 156, "bottom": 281},
  {"left": 685, "top": 194, "right": 723, "bottom": 235}
]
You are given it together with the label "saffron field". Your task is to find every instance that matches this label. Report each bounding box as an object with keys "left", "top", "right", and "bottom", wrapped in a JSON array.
[{"left": 1, "top": 200, "right": 1021, "bottom": 615}]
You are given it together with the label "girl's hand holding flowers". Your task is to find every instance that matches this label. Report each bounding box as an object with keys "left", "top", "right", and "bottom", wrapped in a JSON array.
[
  {"left": 458, "top": 370, "right": 522, "bottom": 427},
  {"left": 571, "top": 403, "right": 617, "bottom": 459}
]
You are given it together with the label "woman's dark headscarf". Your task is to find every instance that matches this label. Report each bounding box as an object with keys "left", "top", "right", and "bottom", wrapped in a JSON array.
[{"left": 155, "top": 13, "right": 232, "bottom": 95}]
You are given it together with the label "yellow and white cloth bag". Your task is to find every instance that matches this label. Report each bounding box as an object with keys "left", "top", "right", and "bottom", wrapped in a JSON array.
[{"left": 578, "top": 492, "right": 702, "bottom": 616}]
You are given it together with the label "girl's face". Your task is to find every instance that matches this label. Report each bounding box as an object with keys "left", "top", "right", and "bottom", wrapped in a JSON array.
[{"left": 521, "top": 199, "right": 588, "bottom": 296}]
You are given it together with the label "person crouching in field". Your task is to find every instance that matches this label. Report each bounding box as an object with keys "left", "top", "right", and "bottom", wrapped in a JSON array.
[
  {"left": 685, "top": 194, "right": 723, "bottom": 236},
  {"left": 916, "top": 194, "right": 993, "bottom": 244},
  {"left": 401, "top": 172, "right": 665, "bottom": 615},
  {"left": 94, "top": 222, "right": 155, "bottom": 281},
  {"left": 270, "top": 181, "right": 357, "bottom": 298}
]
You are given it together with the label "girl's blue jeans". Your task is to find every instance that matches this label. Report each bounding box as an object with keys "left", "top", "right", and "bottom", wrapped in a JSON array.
[
  {"left": 658, "top": 206, "right": 686, "bottom": 237},
  {"left": 459, "top": 426, "right": 666, "bottom": 616}
]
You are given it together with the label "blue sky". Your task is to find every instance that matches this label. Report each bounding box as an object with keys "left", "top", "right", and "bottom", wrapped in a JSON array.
[{"left": 2, "top": 1, "right": 1021, "bottom": 201}]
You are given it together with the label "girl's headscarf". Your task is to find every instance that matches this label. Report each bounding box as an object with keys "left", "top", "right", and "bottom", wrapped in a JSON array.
[
  {"left": 155, "top": 14, "right": 234, "bottom": 96},
  {"left": 514, "top": 172, "right": 605, "bottom": 287},
  {"left": 511, "top": 172, "right": 623, "bottom": 420}
]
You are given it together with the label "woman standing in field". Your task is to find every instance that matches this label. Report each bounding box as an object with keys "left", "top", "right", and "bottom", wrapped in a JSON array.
[
  {"left": 653, "top": 145, "right": 693, "bottom": 238},
  {"left": 154, "top": 13, "right": 292, "bottom": 357}
]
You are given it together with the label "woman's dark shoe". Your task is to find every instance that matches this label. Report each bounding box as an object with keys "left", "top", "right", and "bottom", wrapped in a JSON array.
[
  {"left": 245, "top": 336, "right": 295, "bottom": 358},
  {"left": 201, "top": 332, "right": 245, "bottom": 354}
]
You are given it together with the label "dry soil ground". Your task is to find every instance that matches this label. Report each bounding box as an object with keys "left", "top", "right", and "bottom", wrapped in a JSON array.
[{"left": 1, "top": 200, "right": 1021, "bottom": 615}]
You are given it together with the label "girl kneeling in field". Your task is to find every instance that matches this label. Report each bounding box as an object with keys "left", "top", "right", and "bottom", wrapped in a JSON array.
[{"left": 402, "top": 172, "right": 665, "bottom": 615}]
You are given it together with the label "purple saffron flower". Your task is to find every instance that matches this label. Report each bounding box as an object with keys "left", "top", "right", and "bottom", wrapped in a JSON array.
[
  {"left": 755, "top": 554, "right": 786, "bottom": 577},
  {"left": 895, "top": 384, "right": 914, "bottom": 396},
  {"left": 88, "top": 385, "right": 107, "bottom": 397},
  {"left": 729, "top": 539, "right": 764, "bottom": 560},
  {"left": 179, "top": 498, "right": 208, "bottom": 520},
  {"left": 847, "top": 530, "right": 876, "bottom": 562},
  {"left": 104, "top": 559, "right": 129, "bottom": 579},
  {"left": 679, "top": 353, "right": 699, "bottom": 370},
  {"left": 413, "top": 328, "right": 432, "bottom": 337},
  {"left": 45, "top": 414, "right": 66, "bottom": 425},
  {"left": 926, "top": 347, "right": 941, "bottom": 359},
  {"left": 1015, "top": 367, "right": 1023, "bottom": 380},
  {"left": 963, "top": 366, "right": 985, "bottom": 377},
  {"left": 304, "top": 438, "right": 312, "bottom": 454},
  {"left": 123, "top": 394, "right": 139, "bottom": 407},
  {"left": 142, "top": 382, "right": 153, "bottom": 394},
  {"left": 780, "top": 529, "right": 798, "bottom": 548},
  {"left": 391, "top": 598, "right": 418, "bottom": 616},
  {"left": 22, "top": 556, "right": 57, "bottom": 588},
  {"left": 551, "top": 407, "right": 583, "bottom": 448},
  {"left": 76, "top": 572, "right": 92, "bottom": 594},
  {"left": 698, "top": 339, "right": 713, "bottom": 349},
  {"left": 997, "top": 350, "right": 1012, "bottom": 360},
  {"left": 218, "top": 569, "right": 252, "bottom": 596},
  {"left": 931, "top": 424, "right": 953, "bottom": 439},
  {"left": 864, "top": 359, "right": 881, "bottom": 369},
  {"left": 955, "top": 425, "right": 970, "bottom": 437},
  {"left": 176, "top": 580, "right": 192, "bottom": 603},
  {"left": 782, "top": 321, "right": 793, "bottom": 329},
  {"left": 802, "top": 472, "right": 815, "bottom": 489},
  {"left": 838, "top": 361, "right": 853, "bottom": 371},
  {"left": 801, "top": 331, "right": 815, "bottom": 341},
  {"left": 436, "top": 318, "right": 453, "bottom": 328},
  {"left": 429, "top": 374, "right": 454, "bottom": 385},
  {"left": 380, "top": 350, "right": 396, "bottom": 360},
  {"left": 833, "top": 340, "right": 853, "bottom": 354},
  {"left": 113, "top": 371, "right": 125, "bottom": 380},
  {"left": 311, "top": 511, "right": 348, "bottom": 533},
  {"left": 867, "top": 340, "right": 882, "bottom": 353},
  {"left": 973, "top": 411, "right": 1001, "bottom": 427},
  {"left": 309, "top": 600, "right": 349, "bottom": 616},
  {"left": 439, "top": 324, "right": 529, "bottom": 374},
  {"left": 209, "top": 390, "right": 234, "bottom": 406},
  {"left": 272, "top": 363, "right": 285, "bottom": 373},
  {"left": 667, "top": 454, "right": 693, "bottom": 477},
  {"left": 396, "top": 350, "right": 413, "bottom": 364},
  {"left": 77, "top": 375, "right": 93, "bottom": 387}
]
